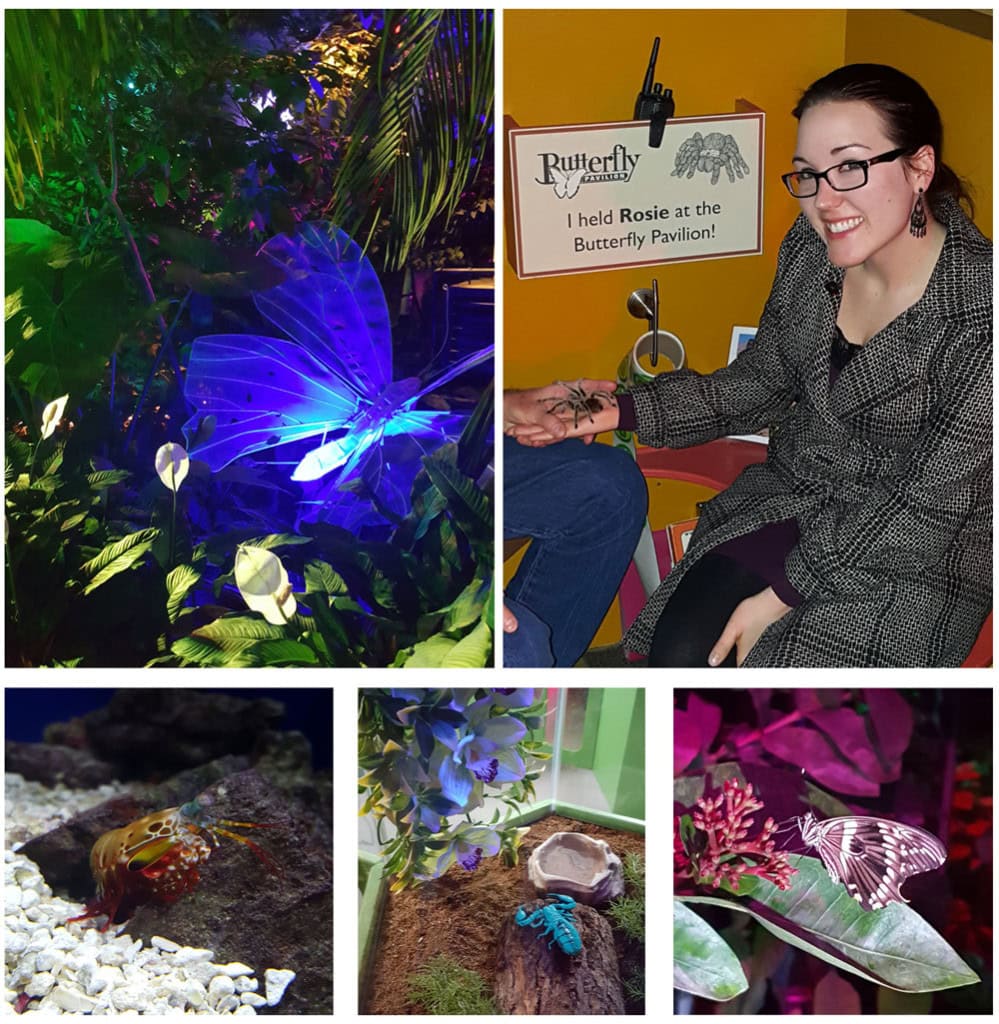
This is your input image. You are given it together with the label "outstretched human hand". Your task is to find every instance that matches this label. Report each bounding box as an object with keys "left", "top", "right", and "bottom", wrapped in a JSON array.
[
  {"left": 504, "top": 380, "right": 620, "bottom": 447},
  {"left": 708, "top": 586, "right": 791, "bottom": 667}
]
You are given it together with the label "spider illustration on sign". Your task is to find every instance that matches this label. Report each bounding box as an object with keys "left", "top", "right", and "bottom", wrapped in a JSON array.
[{"left": 671, "top": 131, "right": 751, "bottom": 185}]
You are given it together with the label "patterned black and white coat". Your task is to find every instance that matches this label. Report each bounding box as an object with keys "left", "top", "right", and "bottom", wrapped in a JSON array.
[{"left": 624, "top": 196, "right": 992, "bottom": 666}]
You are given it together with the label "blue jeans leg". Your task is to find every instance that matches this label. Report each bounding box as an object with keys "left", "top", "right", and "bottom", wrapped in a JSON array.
[
  {"left": 501, "top": 597, "right": 554, "bottom": 667},
  {"left": 504, "top": 436, "right": 648, "bottom": 666}
]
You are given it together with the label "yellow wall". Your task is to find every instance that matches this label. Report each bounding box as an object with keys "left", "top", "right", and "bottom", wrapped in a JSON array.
[
  {"left": 503, "top": 9, "right": 992, "bottom": 650},
  {"left": 845, "top": 10, "right": 992, "bottom": 231}
]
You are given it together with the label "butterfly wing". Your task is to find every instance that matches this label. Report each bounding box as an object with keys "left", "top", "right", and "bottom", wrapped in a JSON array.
[
  {"left": 254, "top": 222, "right": 392, "bottom": 396},
  {"left": 551, "top": 166, "right": 568, "bottom": 199},
  {"left": 806, "top": 816, "right": 946, "bottom": 912},
  {"left": 565, "top": 167, "right": 586, "bottom": 199},
  {"left": 181, "top": 334, "right": 360, "bottom": 471}
]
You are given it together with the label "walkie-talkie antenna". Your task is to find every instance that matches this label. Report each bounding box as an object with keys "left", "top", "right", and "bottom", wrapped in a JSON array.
[{"left": 634, "top": 37, "right": 674, "bottom": 148}]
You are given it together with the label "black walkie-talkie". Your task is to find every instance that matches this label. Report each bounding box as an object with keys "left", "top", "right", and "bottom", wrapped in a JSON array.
[{"left": 634, "top": 37, "right": 674, "bottom": 148}]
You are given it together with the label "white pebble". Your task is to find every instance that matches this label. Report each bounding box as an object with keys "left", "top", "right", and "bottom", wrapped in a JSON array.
[
  {"left": 241, "top": 991, "right": 266, "bottom": 1007},
  {"left": 27, "top": 929, "right": 52, "bottom": 953},
  {"left": 151, "top": 935, "right": 180, "bottom": 953},
  {"left": 25, "top": 971, "right": 56, "bottom": 997},
  {"left": 5, "top": 884, "right": 23, "bottom": 910},
  {"left": 6, "top": 933, "right": 27, "bottom": 957},
  {"left": 98, "top": 945, "right": 125, "bottom": 967},
  {"left": 183, "top": 979, "right": 208, "bottom": 1008},
  {"left": 217, "top": 994, "right": 240, "bottom": 1013},
  {"left": 182, "top": 960, "right": 217, "bottom": 986},
  {"left": 208, "top": 974, "right": 236, "bottom": 1003},
  {"left": 51, "top": 927, "right": 78, "bottom": 951},
  {"left": 234, "top": 975, "right": 258, "bottom": 993},
  {"left": 9, "top": 954, "right": 37, "bottom": 987},
  {"left": 172, "top": 945, "right": 214, "bottom": 965},
  {"left": 234, "top": 1006, "right": 257, "bottom": 1016},
  {"left": 110, "top": 984, "right": 151, "bottom": 1012},
  {"left": 19, "top": 888, "right": 39, "bottom": 910},
  {"left": 34, "top": 949, "right": 66, "bottom": 974},
  {"left": 49, "top": 982, "right": 98, "bottom": 1013},
  {"left": 264, "top": 968, "right": 295, "bottom": 1006},
  {"left": 217, "top": 961, "right": 255, "bottom": 977}
]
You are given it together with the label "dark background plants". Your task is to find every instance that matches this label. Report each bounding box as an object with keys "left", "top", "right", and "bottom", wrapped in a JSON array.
[
  {"left": 674, "top": 689, "right": 991, "bottom": 1014},
  {"left": 5, "top": 10, "right": 494, "bottom": 667}
]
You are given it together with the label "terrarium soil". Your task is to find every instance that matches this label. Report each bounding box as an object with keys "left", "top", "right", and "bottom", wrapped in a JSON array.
[{"left": 363, "top": 814, "right": 645, "bottom": 1014}]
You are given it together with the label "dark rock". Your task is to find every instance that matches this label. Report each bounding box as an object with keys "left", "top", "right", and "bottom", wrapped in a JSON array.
[
  {"left": 44, "top": 690, "right": 285, "bottom": 780},
  {"left": 26, "top": 767, "right": 331, "bottom": 1015},
  {"left": 5, "top": 740, "right": 117, "bottom": 788},
  {"left": 126, "top": 769, "right": 332, "bottom": 1016}
]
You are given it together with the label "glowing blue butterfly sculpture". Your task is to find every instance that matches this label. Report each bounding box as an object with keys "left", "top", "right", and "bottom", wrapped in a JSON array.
[{"left": 182, "top": 223, "right": 492, "bottom": 528}]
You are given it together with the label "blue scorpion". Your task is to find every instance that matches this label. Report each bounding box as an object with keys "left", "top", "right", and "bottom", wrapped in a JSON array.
[{"left": 514, "top": 893, "right": 583, "bottom": 955}]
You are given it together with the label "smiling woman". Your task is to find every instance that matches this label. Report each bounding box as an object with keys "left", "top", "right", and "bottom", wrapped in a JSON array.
[{"left": 506, "top": 62, "right": 991, "bottom": 669}]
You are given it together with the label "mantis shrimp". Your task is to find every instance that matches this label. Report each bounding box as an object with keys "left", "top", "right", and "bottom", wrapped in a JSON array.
[{"left": 67, "top": 792, "right": 281, "bottom": 931}]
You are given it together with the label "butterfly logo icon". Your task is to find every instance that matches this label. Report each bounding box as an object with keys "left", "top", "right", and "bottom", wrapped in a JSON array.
[
  {"left": 182, "top": 223, "right": 492, "bottom": 528},
  {"left": 551, "top": 166, "right": 587, "bottom": 200}
]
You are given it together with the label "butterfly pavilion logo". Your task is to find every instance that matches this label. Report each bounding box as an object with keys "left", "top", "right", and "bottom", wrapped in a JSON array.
[{"left": 534, "top": 143, "right": 641, "bottom": 199}]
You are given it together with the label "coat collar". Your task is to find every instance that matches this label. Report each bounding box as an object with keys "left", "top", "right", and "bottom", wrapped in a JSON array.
[{"left": 821, "top": 196, "right": 991, "bottom": 418}]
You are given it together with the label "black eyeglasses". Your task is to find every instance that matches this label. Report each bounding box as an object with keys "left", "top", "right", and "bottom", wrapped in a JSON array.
[{"left": 781, "top": 147, "right": 911, "bottom": 198}]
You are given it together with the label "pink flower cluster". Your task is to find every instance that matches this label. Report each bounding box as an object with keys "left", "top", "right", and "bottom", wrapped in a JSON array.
[{"left": 681, "top": 777, "right": 797, "bottom": 894}]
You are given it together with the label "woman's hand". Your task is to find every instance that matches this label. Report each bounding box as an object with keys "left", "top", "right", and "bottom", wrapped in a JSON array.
[
  {"left": 504, "top": 380, "right": 620, "bottom": 446},
  {"left": 709, "top": 586, "right": 791, "bottom": 666}
]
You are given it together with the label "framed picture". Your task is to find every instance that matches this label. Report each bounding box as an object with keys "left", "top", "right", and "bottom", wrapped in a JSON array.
[{"left": 727, "top": 325, "right": 769, "bottom": 444}]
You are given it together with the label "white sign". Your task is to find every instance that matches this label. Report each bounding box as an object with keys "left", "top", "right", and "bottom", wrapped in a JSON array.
[{"left": 508, "top": 110, "right": 765, "bottom": 278}]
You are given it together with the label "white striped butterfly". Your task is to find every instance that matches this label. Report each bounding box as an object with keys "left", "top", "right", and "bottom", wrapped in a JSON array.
[{"left": 797, "top": 812, "right": 947, "bottom": 912}]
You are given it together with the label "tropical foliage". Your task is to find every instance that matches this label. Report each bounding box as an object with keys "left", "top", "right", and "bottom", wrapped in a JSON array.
[
  {"left": 359, "top": 689, "right": 549, "bottom": 890},
  {"left": 4, "top": 10, "right": 494, "bottom": 667}
]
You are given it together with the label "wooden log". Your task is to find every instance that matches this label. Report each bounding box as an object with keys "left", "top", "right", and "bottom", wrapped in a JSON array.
[{"left": 495, "top": 899, "right": 625, "bottom": 1015}]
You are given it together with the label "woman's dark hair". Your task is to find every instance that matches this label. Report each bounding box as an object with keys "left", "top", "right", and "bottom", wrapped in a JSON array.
[{"left": 792, "top": 63, "right": 974, "bottom": 218}]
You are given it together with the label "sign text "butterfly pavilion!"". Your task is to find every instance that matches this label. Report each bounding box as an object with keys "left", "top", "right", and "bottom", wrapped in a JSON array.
[{"left": 508, "top": 109, "right": 765, "bottom": 278}]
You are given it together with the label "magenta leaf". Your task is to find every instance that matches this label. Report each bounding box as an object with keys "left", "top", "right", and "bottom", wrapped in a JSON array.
[
  {"left": 804, "top": 707, "right": 892, "bottom": 783},
  {"left": 760, "top": 724, "right": 880, "bottom": 796},
  {"left": 674, "top": 694, "right": 722, "bottom": 775},
  {"left": 863, "top": 688, "right": 913, "bottom": 766}
]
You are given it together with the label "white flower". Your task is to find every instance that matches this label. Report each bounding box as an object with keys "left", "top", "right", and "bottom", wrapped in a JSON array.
[
  {"left": 40, "top": 394, "right": 69, "bottom": 440},
  {"left": 234, "top": 545, "right": 297, "bottom": 625},
  {"left": 155, "top": 442, "right": 190, "bottom": 492}
]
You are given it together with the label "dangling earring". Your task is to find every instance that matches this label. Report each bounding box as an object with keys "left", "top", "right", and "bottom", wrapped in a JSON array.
[{"left": 909, "top": 188, "right": 927, "bottom": 238}]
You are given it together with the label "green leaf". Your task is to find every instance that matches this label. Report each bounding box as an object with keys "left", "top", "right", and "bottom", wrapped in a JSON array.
[
  {"left": 87, "top": 469, "right": 131, "bottom": 490},
  {"left": 304, "top": 558, "right": 348, "bottom": 596},
  {"left": 440, "top": 574, "right": 489, "bottom": 633},
  {"left": 78, "top": 528, "right": 159, "bottom": 594},
  {"left": 394, "top": 634, "right": 457, "bottom": 667},
  {"left": 441, "top": 618, "right": 493, "bottom": 668},
  {"left": 673, "top": 899, "right": 747, "bottom": 1001},
  {"left": 153, "top": 180, "right": 168, "bottom": 207},
  {"left": 165, "top": 563, "right": 201, "bottom": 623},
  {"left": 683, "top": 855, "right": 980, "bottom": 993},
  {"left": 252, "top": 638, "right": 320, "bottom": 666},
  {"left": 245, "top": 532, "right": 313, "bottom": 552}
]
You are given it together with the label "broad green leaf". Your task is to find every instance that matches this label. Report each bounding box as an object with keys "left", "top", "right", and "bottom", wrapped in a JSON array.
[
  {"left": 439, "top": 574, "right": 488, "bottom": 633},
  {"left": 165, "top": 563, "right": 201, "bottom": 623},
  {"left": 303, "top": 559, "right": 348, "bottom": 596},
  {"left": 153, "top": 180, "right": 168, "bottom": 206},
  {"left": 189, "top": 614, "right": 285, "bottom": 651},
  {"left": 78, "top": 528, "right": 159, "bottom": 594},
  {"left": 673, "top": 899, "right": 748, "bottom": 1001},
  {"left": 87, "top": 469, "right": 131, "bottom": 490},
  {"left": 441, "top": 618, "right": 492, "bottom": 668},
  {"left": 245, "top": 532, "right": 313, "bottom": 551},
  {"left": 682, "top": 855, "right": 979, "bottom": 992},
  {"left": 252, "top": 639, "right": 320, "bottom": 666},
  {"left": 395, "top": 633, "right": 456, "bottom": 667}
]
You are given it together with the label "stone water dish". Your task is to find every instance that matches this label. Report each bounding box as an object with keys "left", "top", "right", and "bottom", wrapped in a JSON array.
[{"left": 527, "top": 831, "right": 623, "bottom": 905}]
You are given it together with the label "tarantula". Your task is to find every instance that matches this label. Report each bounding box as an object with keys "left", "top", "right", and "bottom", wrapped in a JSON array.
[{"left": 539, "top": 380, "right": 618, "bottom": 429}]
